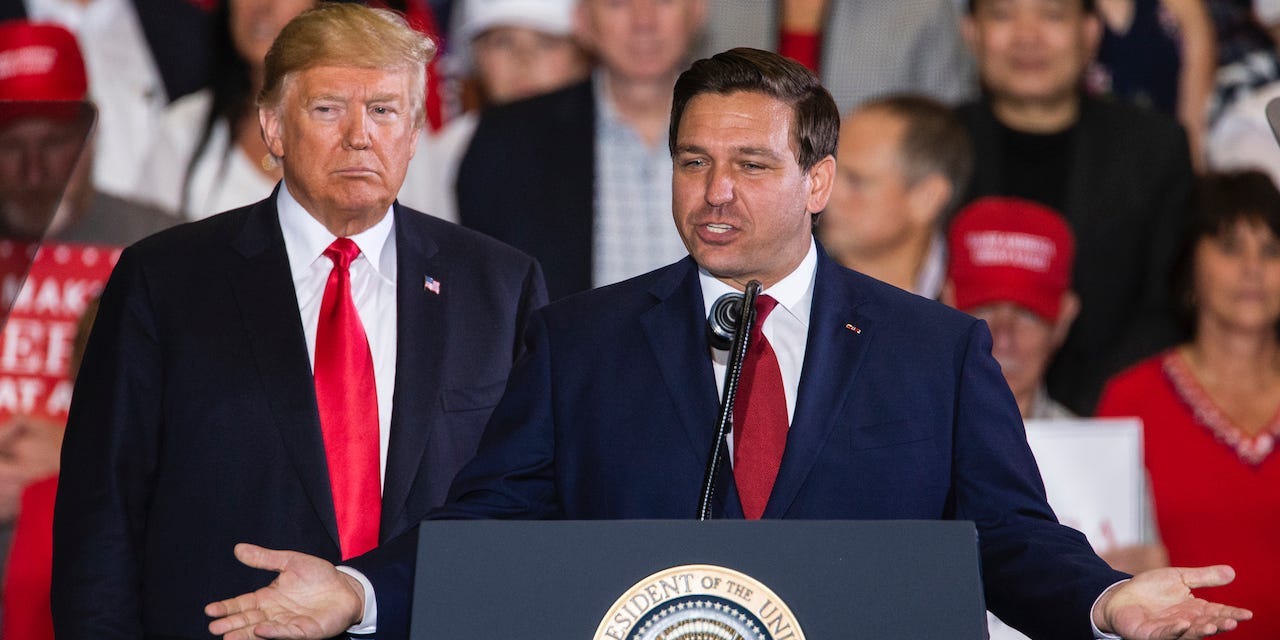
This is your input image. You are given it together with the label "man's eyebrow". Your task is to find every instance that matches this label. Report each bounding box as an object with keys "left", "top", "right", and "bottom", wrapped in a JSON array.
[
  {"left": 735, "top": 147, "right": 784, "bottom": 161},
  {"left": 673, "top": 144, "right": 785, "bottom": 161},
  {"left": 306, "top": 93, "right": 348, "bottom": 105}
]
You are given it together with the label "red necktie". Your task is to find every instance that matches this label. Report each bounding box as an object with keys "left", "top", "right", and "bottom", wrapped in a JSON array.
[
  {"left": 733, "top": 295, "right": 788, "bottom": 519},
  {"left": 314, "top": 238, "right": 381, "bottom": 559}
]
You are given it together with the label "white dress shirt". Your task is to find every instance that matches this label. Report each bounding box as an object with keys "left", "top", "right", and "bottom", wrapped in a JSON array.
[
  {"left": 276, "top": 182, "right": 398, "bottom": 483},
  {"left": 701, "top": 238, "right": 816, "bottom": 435}
]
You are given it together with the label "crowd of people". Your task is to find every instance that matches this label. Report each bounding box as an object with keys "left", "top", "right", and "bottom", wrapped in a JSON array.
[{"left": 0, "top": 0, "right": 1277, "bottom": 638}]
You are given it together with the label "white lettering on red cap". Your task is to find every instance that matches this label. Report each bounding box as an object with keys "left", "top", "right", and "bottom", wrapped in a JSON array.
[
  {"left": 965, "top": 231, "right": 1057, "bottom": 273},
  {"left": 0, "top": 46, "right": 58, "bottom": 83}
]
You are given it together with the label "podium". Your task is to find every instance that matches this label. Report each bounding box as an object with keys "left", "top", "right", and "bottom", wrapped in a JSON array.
[{"left": 412, "top": 520, "right": 987, "bottom": 638}]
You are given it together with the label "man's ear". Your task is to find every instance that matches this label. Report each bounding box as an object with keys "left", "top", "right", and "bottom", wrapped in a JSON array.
[
  {"left": 806, "top": 155, "right": 836, "bottom": 214},
  {"left": 259, "top": 106, "right": 285, "bottom": 159},
  {"left": 573, "top": 1, "right": 597, "bottom": 52},
  {"left": 906, "top": 173, "right": 952, "bottom": 228},
  {"left": 1052, "top": 291, "right": 1080, "bottom": 346},
  {"left": 960, "top": 14, "right": 980, "bottom": 56},
  {"left": 1080, "top": 10, "right": 1103, "bottom": 61}
]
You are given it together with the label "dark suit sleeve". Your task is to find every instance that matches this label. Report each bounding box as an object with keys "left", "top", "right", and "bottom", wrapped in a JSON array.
[
  {"left": 51, "top": 247, "right": 161, "bottom": 638},
  {"left": 348, "top": 254, "right": 549, "bottom": 638},
  {"left": 953, "top": 321, "right": 1127, "bottom": 639},
  {"left": 432, "top": 308, "right": 562, "bottom": 520}
]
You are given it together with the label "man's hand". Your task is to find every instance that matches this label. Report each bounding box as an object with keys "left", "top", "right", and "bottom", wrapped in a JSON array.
[
  {"left": 1094, "top": 565, "right": 1253, "bottom": 639},
  {"left": 205, "top": 543, "right": 365, "bottom": 639}
]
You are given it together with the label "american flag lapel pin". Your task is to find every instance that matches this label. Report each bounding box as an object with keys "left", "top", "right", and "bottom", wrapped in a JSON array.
[
  {"left": 424, "top": 275, "right": 442, "bottom": 295},
  {"left": 844, "top": 323, "right": 862, "bottom": 334}
]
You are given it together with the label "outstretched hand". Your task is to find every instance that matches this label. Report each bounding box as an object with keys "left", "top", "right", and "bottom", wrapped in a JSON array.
[
  {"left": 1094, "top": 565, "right": 1252, "bottom": 639},
  {"left": 205, "top": 543, "right": 365, "bottom": 639}
]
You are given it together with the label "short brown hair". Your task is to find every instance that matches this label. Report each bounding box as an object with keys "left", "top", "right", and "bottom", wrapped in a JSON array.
[
  {"left": 857, "top": 94, "right": 973, "bottom": 218},
  {"left": 258, "top": 3, "right": 436, "bottom": 126},
  {"left": 669, "top": 47, "right": 839, "bottom": 171}
]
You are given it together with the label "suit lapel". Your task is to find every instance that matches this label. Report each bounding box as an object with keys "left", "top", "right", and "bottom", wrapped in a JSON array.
[
  {"left": 380, "top": 205, "right": 447, "bottom": 539},
  {"left": 638, "top": 259, "right": 740, "bottom": 517},
  {"left": 764, "top": 250, "right": 874, "bottom": 518},
  {"left": 227, "top": 195, "right": 340, "bottom": 550}
]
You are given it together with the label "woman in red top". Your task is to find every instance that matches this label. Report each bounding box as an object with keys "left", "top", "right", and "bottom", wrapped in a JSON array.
[{"left": 1097, "top": 170, "right": 1280, "bottom": 638}]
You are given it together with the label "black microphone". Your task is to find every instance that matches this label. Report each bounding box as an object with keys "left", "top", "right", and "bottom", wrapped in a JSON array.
[
  {"left": 697, "top": 280, "right": 762, "bottom": 520},
  {"left": 707, "top": 292, "right": 745, "bottom": 351}
]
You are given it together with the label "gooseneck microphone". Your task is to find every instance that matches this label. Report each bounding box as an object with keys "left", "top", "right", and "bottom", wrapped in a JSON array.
[{"left": 697, "top": 280, "right": 762, "bottom": 520}]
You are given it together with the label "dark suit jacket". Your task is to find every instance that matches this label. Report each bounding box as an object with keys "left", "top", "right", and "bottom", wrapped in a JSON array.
[
  {"left": 0, "top": 0, "right": 212, "bottom": 103},
  {"left": 355, "top": 249, "right": 1125, "bottom": 640},
  {"left": 957, "top": 97, "right": 1192, "bottom": 414},
  {"left": 457, "top": 79, "right": 595, "bottom": 300},
  {"left": 50, "top": 193, "right": 547, "bottom": 638}
]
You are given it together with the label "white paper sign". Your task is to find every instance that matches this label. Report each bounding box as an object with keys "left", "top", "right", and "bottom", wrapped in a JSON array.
[{"left": 988, "top": 417, "right": 1145, "bottom": 640}]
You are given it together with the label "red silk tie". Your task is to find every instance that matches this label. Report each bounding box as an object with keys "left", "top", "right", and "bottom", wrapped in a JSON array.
[
  {"left": 733, "top": 295, "right": 788, "bottom": 520},
  {"left": 314, "top": 238, "right": 381, "bottom": 559}
]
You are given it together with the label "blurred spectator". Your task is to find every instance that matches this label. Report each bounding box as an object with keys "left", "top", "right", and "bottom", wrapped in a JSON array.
[
  {"left": 958, "top": 0, "right": 1193, "bottom": 414},
  {"left": 0, "top": 0, "right": 214, "bottom": 198},
  {"left": 1088, "top": 0, "right": 1216, "bottom": 170},
  {"left": 458, "top": 0, "right": 705, "bottom": 299},
  {"left": 399, "top": 0, "right": 590, "bottom": 221},
  {"left": 692, "top": 0, "right": 976, "bottom": 113},
  {"left": 947, "top": 196, "right": 1168, "bottom": 579},
  {"left": 132, "top": 0, "right": 317, "bottom": 219},
  {"left": 944, "top": 197, "right": 1078, "bottom": 419},
  {"left": 1096, "top": 170, "right": 1280, "bottom": 639},
  {"left": 0, "top": 20, "right": 172, "bottom": 640},
  {"left": 818, "top": 94, "right": 971, "bottom": 298},
  {"left": 1, "top": 297, "right": 98, "bottom": 640}
]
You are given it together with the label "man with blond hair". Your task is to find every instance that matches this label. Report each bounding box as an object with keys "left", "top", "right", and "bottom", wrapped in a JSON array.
[{"left": 50, "top": 5, "right": 546, "bottom": 637}]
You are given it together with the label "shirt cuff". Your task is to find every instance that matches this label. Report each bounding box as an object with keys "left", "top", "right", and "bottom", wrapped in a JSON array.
[
  {"left": 335, "top": 565, "right": 378, "bottom": 634},
  {"left": 1091, "top": 579, "right": 1129, "bottom": 639}
]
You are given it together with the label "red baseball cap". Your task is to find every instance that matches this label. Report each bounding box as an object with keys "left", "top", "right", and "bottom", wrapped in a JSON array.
[
  {"left": 0, "top": 20, "right": 88, "bottom": 124},
  {"left": 947, "top": 196, "right": 1076, "bottom": 322}
]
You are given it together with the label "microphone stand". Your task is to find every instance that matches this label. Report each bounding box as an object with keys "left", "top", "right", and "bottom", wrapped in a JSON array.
[{"left": 697, "top": 280, "right": 762, "bottom": 520}]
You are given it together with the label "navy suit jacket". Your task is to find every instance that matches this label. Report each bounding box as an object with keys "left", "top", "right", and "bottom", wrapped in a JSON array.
[
  {"left": 51, "top": 193, "right": 547, "bottom": 638},
  {"left": 355, "top": 248, "right": 1125, "bottom": 640}
]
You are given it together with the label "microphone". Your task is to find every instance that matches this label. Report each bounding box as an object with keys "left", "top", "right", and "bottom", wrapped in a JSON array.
[
  {"left": 697, "top": 280, "right": 762, "bottom": 521},
  {"left": 707, "top": 292, "right": 745, "bottom": 351}
]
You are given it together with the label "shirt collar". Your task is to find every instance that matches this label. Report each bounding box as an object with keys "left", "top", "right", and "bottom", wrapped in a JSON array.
[
  {"left": 276, "top": 180, "right": 397, "bottom": 281},
  {"left": 698, "top": 238, "right": 817, "bottom": 329}
]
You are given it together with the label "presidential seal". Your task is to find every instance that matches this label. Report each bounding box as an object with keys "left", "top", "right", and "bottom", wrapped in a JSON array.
[{"left": 594, "top": 565, "right": 805, "bottom": 640}]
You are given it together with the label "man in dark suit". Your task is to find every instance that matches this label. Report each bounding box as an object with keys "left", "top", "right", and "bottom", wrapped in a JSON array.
[
  {"left": 50, "top": 5, "right": 546, "bottom": 638},
  {"left": 207, "top": 49, "right": 1250, "bottom": 640},
  {"left": 957, "top": 0, "right": 1193, "bottom": 415}
]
